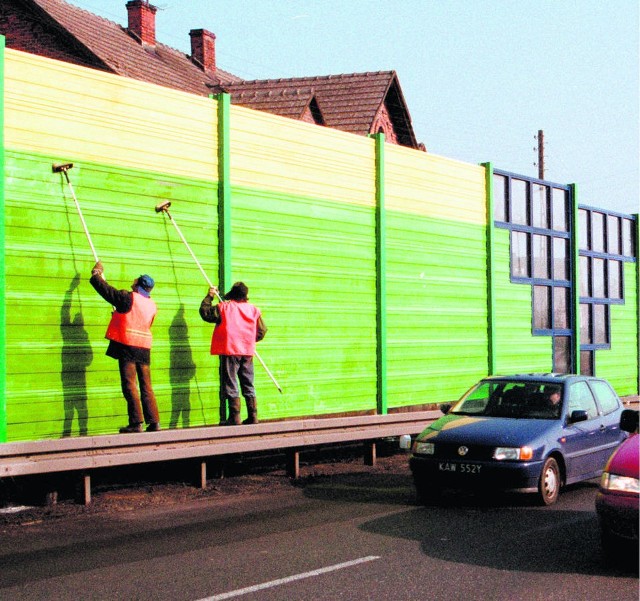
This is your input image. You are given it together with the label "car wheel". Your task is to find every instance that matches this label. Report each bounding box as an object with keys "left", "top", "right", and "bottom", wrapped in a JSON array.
[
  {"left": 538, "top": 457, "right": 560, "bottom": 505},
  {"left": 600, "top": 526, "right": 617, "bottom": 558}
]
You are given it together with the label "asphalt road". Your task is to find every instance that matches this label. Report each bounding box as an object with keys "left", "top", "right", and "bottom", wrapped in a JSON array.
[{"left": 0, "top": 456, "right": 637, "bottom": 601}]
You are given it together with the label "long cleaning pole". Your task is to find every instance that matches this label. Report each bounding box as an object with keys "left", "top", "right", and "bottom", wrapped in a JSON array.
[
  {"left": 53, "top": 163, "right": 99, "bottom": 263},
  {"left": 155, "top": 201, "right": 283, "bottom": 393}
]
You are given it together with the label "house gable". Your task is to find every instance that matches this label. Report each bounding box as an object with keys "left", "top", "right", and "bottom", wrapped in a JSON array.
[
  {"left": 378, "top": 74, "right": 421, "bottom": 149},
  {"left": 305, "top": 96, "right": 325, "bottom": 126}
]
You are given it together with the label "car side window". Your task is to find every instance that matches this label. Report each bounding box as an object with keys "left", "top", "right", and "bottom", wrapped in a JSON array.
[
  {"left": 565, "top": 381, "right": 598, "bottom": 419},
  {"left": 588, "top": 380, "right": 620, "bottom": 415}
]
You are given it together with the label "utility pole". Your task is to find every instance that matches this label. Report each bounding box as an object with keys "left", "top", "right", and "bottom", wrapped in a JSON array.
[{"left": 535, "top": 129, "right": 545, "bottom": 179}]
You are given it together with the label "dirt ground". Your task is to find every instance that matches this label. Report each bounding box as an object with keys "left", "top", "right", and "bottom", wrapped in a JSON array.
[{"left": 0, "top": 443, "right": 414, "bottom": 527}]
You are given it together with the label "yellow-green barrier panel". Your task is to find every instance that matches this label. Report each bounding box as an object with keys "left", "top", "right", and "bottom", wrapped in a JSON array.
[
  {"left": 384, "top": 146, "right": 489, "bottom": 406},
  {"left": 228, "top": 104, "right": 378, "bottom": 418}
]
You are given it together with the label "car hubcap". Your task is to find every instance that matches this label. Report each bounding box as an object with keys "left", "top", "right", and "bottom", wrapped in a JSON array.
[{"left": 544, "top": 467, "right": 557, "bottom": 496}]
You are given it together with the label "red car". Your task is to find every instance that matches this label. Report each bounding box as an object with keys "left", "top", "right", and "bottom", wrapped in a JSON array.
[{"left": 595, "top": 409, "right": 639, "bottom": 555}]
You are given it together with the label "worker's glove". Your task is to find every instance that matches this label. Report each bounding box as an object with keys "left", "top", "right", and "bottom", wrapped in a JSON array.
[{"left": 92, "top": 261, "right": 104, "bottom": 278}]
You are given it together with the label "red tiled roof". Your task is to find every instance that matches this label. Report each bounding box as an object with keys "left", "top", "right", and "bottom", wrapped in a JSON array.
[
  {"left": 225, "top": 72, "right": 397, "bottom": 135},
  {"left": 27, "top": 0, "right": 241, "bottom": 95},
  {"left": 225, "top": 86, "right": 320, "bottom": 121}
]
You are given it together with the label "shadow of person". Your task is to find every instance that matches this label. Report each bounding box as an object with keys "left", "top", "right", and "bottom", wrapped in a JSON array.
[
  {"left": 60, "top": 274, "right": 93, "bottom": 436},
  {"left": 169, "top": 304, "right": 196, "bottom": 428}
]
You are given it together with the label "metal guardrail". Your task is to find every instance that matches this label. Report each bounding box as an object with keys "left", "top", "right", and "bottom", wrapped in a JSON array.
[
  {"left": 2, "top": 397, "right": 636, "bottom": 505},
  {"left": 0, "top": 411, "right": 441, "bottom": 504}
]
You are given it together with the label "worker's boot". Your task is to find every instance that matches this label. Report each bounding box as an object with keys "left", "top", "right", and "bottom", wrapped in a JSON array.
[
  {"left": 242, "top": 396, "right": 259, "bottom": 424},
  {"left": 223, "top": 397, "right": 242, "bottom": 426}
]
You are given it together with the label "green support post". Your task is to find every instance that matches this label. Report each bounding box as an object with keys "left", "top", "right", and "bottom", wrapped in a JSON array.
[
  {"left": 483, "top": 162, "right": 496, "bottom": 375},
  {"left": 374, "top": 134, "right": 387, "bottom": 414},
  {"left": 215, "top": 93, "right": 232, "bottom": 292},
  {"left": 570, "top": 184, "right": 580, "bottom": 374},
  {"left": 0, "top": 36, "right": 6, "bottom": 442},
  {"left": 636, "top": 213, "right": 640, "bottom": 395}
]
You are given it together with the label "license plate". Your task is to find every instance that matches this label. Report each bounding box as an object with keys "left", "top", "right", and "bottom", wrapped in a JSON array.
[{"left": 438, "top": 462, "right": 482, "bottom": 474}]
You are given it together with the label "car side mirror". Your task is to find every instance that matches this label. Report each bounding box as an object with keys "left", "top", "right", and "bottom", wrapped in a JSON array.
[
  {"left": 619, "top": 409, "right": 639, "bottom": 433},
  {"left": 440, "top": 403, "right": 452, "bottom": 415},
  {"left": 568, "top": 409, "right": 588, "bottom": 424}
]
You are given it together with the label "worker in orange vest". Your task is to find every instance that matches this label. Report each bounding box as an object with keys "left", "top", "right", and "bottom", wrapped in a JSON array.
[
  {"left": 199, "top": 282, "right": 267, "bottom": 425},
  {"left": 90, "top": 261, "right": 160, "bottom": 433}
]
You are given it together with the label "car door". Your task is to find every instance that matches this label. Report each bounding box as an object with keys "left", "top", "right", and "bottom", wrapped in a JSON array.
[
  {"left": 587, "top": 378, "right": 624, "bottom": 462},
  {"left": 561, "top": 380, "right": 609, "bottom": 481}
]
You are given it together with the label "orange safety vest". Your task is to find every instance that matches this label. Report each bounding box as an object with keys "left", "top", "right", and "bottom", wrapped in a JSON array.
[
  {"left": 210, "top": 301, "right": 261, "bottom": 356},
  {"left": 105, "top": 292, "right": 157, "bottom": 349}
]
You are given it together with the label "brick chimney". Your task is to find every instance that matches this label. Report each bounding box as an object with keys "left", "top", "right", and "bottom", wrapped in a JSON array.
[
  {"left": 190, "top": 29, "right": 216, "bottom": 73},
  {"left": 126, "top": 1, "right": 157, "bottom": 46}
]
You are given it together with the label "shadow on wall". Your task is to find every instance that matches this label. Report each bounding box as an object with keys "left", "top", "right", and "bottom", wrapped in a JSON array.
[
  {"left": 60, "top": 274, "right": 93, "bottom": 437},
  {"left": 168, "top": 304, "right": 197, "bottom": 428}
]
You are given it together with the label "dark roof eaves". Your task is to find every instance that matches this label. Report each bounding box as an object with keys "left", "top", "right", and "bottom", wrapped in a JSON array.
[
  {"left": 385, "top": 72, "right": 418, "bottom": 148},
  {"left": 24, "top": 0, "right": 115, "bottom": 72}
]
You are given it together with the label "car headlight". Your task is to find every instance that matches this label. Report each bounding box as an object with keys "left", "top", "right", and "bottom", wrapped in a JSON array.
[
  {"left": 493, "top": 446, "right": 533, "bottom": 461},
  {"left": 600, "top": 472, "right": 640, "bottom": 494},
  {"left": 413, "top": 441, "right": 435, "bottom": 455}
]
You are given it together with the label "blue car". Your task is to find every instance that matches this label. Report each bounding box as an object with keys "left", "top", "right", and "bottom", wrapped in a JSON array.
[{"left": 409, "top": 374, "right": 626, "bottom": 505}]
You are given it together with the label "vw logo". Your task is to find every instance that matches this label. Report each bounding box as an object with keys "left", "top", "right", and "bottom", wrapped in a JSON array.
[{"left": 458, "top": 446, "right": 469, "bottom": 456}]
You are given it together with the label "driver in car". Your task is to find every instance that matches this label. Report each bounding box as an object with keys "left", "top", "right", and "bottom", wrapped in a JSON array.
[{"left": 543, "top": 385, "right": 562, "bottom": 417}]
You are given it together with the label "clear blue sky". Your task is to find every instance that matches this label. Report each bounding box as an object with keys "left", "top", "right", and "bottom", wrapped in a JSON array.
[{"left": 68, "top": 0, "right": 639, "bottom": 215}]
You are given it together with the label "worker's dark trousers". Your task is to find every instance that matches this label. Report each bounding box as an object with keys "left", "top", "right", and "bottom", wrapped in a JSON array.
[
  {"left": 218, "top": 355, "right": 255, "bottom": 399},
  {"left": 118, "top": 359, "right": 160, "bottom": 426}
]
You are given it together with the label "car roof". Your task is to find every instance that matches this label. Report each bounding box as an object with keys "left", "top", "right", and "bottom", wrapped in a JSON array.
[{"left": 481, "top": 373, "right": 599, "bottom": 386}]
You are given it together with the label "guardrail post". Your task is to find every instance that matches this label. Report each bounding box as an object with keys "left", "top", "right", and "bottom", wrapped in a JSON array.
[
  {"left": 286, "top": 449, "right": 300, "bottom": 479},
  {"left": 364, "top": 441, "right": 377, "bottom": 466},
  {"left": 199, "top": 460, "right": 207, "bottom": 489},
  {"left": 80, "top": 472, "right": 91, "bottom": 505}
]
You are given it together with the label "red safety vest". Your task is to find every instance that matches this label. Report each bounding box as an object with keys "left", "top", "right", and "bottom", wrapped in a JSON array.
[
  {"left": 210, "top": 301, "right": 261, "bottom": 356},
  {"left": 105, "top": 292, "right": 157, "bottom": 349}
]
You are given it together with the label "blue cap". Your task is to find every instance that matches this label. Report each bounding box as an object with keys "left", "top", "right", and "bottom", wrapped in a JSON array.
[{"left": 138, "top": 274, "right": 155, "bottom": 291}]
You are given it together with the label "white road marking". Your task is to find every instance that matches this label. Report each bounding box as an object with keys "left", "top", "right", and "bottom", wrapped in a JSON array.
[{"left": 198, "top": 555, "right": 381, "bottom": 600}]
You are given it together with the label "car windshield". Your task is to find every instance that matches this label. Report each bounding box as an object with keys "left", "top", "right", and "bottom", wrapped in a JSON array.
[{"left": 450, "top": 380, "right": 563, "bottom": 419}]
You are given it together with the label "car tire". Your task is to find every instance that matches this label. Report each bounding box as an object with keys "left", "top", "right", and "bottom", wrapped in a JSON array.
[
  {"left": 538, "top": 457, "right": 560, "bottom": 506},
  {"left": 600, "top": 527, "right": 617, "bottom": 559}
]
